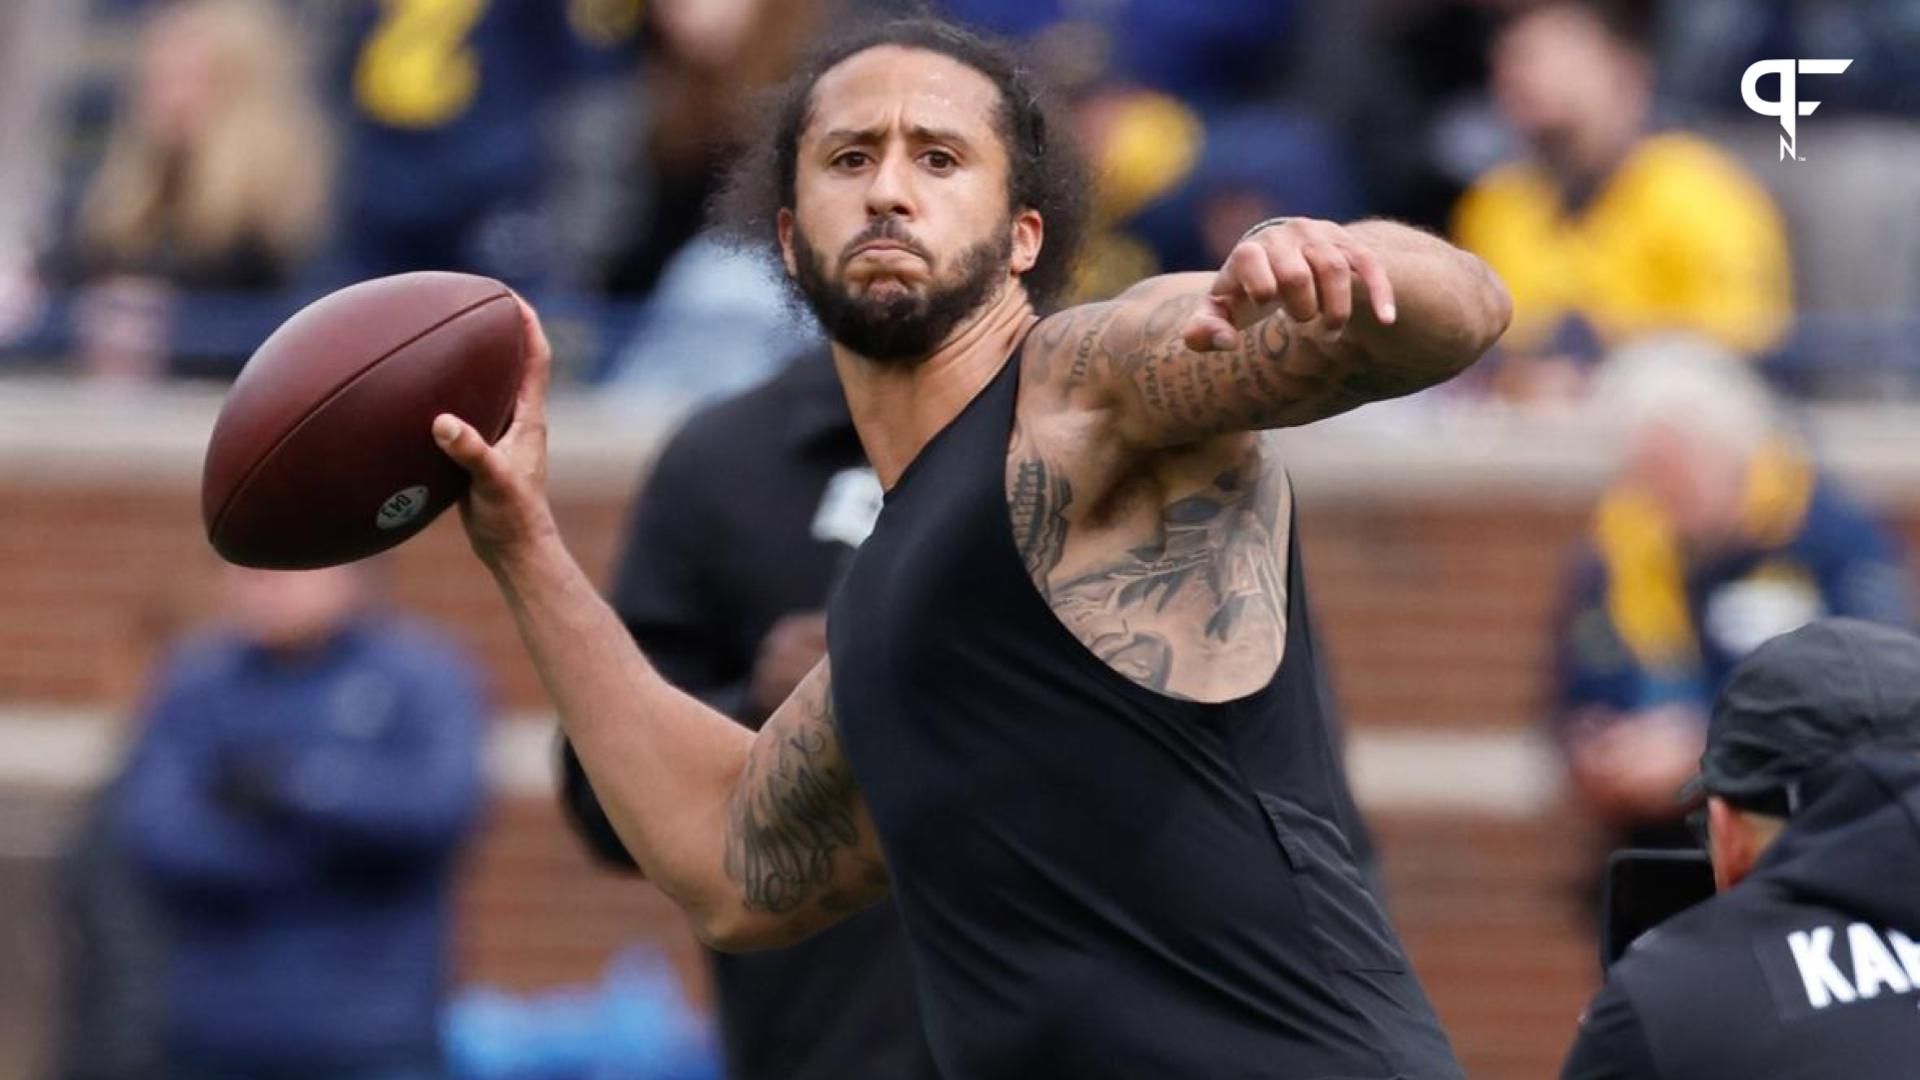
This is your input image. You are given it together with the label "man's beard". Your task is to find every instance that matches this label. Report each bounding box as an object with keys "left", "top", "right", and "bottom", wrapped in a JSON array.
[{"left": 791, "top": 221, "right": 1010, "bottom": 364}]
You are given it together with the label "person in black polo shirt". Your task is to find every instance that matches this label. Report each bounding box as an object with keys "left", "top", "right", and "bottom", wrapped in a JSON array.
[
  {"left": 1563, "top": 617, "right": 1920, "bottom": 1078},
  {"left": 558, "top": 347, "right": 937, "bottom": 1080}
]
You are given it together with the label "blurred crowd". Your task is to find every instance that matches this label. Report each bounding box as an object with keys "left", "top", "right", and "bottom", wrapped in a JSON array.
[{"left": 0, "top": 0, "right": 1917, "bottom": 398}]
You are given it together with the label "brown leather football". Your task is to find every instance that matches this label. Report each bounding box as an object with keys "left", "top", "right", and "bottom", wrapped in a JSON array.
[{"left": 202, "top": 272, "right": 524, "bottom": 569}]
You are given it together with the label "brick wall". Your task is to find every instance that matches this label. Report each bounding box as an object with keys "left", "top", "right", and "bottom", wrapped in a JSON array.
[{"left": 7, "top": 402, "right": 1915, "bottom": 1080}]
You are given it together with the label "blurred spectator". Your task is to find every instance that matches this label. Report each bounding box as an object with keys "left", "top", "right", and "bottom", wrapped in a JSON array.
[
  {"left": 560, "top": 347, "right": 939, "bottom": 1080},
  {"left": 69, "top": 0, "right": 331, "bottom": 288},
  {"left": 598, "top": 0, "right": 854, "bottom": 299},
  {"left": 1550, "top": 338, "right": 1910, "bottom": 895},
  {"left": 35, "top": 0, "right": 330, "bottom": 378},
  {"left": 1452, "top": 0, "right": 1792, "bottom": 401},
  {"left": 39, "top": 0, "right": 332, "bottom": 380},
  {"left": 111, "top": 563, "right": 486, "bottom": 1080},
  {"left": 328, "top": 0, "right": 641, "bottom": 290}
]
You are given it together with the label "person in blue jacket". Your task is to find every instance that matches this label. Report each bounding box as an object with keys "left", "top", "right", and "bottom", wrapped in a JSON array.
[{"left": 113, "top": 562, "right": 487, "bottom": 1080}]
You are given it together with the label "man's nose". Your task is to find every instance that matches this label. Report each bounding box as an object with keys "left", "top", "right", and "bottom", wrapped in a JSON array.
[{"left": 864, "top": 148, "right": 916, "bottom": 219}]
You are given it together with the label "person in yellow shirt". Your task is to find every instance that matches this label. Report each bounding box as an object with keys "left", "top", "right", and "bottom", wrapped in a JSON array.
[{"left": 1453, "top": 0, "right": 1792, "bottom": 395}]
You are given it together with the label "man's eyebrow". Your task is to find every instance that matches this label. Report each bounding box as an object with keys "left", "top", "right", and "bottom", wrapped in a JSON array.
[
  {"left": 819, "top": 127, "right": 885, "bottom": 146},
  {"left": 908, "top": 125, "right": 974, "bottom": 148}
]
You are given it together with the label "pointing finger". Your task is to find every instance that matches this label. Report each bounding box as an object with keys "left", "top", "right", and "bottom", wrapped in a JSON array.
[{"left": 1348, "top": 246, "right": 1397, "bottom": 325}]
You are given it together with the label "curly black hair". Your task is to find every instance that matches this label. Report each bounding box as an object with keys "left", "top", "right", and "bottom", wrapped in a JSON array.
[{"left": 711, "top": 16, "right": 1090, "bottom": 312}]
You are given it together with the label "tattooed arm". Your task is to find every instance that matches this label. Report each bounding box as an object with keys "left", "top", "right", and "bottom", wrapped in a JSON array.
[
  {"left": 436, "top": 303, "right": 881, "bottom": 951},
  {"left": 720, "top": 661, "right": 889, "bottom": 947},
  {"left": 1030, "top": 219, "right": 1511, "bottom": 448},
  {"left": 484, "top": 535, "right": 885, "bottom": 952}
]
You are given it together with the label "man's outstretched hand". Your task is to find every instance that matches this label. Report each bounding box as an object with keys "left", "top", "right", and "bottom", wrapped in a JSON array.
[
  {"left": 1182, "top": 217, "right": 1399, "bottom": 353},
  {"left": 433, "top": 297, "right": 559, "bottom": 568}
]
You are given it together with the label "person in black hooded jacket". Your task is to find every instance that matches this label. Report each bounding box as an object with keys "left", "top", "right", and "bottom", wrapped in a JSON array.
[{"left": 1563, "top": 617, "right": 1920, "bottom": 1079}]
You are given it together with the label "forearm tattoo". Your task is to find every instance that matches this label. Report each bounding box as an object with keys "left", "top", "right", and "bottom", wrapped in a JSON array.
[
  {"left": 723, "top": 685, "right": 880, "bottom": 918},
  {"left": 1040, "top": 284, "right": 1445, "bottom": 442}
]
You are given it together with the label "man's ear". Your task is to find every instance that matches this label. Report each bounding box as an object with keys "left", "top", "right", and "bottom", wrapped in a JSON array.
[
  {"left": 778, "top": 208, "right": 798, "bottom": 279},
  {"left": 1708, "top": 797, "right": 1755, "bottom": 891},
  {"left": 1010, "top": 207, "right": 1043, "bottom": 276}
]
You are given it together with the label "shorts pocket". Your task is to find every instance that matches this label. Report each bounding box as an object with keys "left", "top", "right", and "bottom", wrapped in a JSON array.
[{"left": 1257, "top": 791, "right": 1409, "bottom": 974}]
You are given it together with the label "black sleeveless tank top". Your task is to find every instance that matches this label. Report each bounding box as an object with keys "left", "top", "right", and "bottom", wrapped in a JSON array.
[{"left": 827, "top": 347, "right": 1465, "bottom": 1079}]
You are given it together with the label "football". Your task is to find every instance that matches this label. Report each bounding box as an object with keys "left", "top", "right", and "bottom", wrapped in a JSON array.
[{"left": 201, "top": 272, "right": 525, "bottom": 569}]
